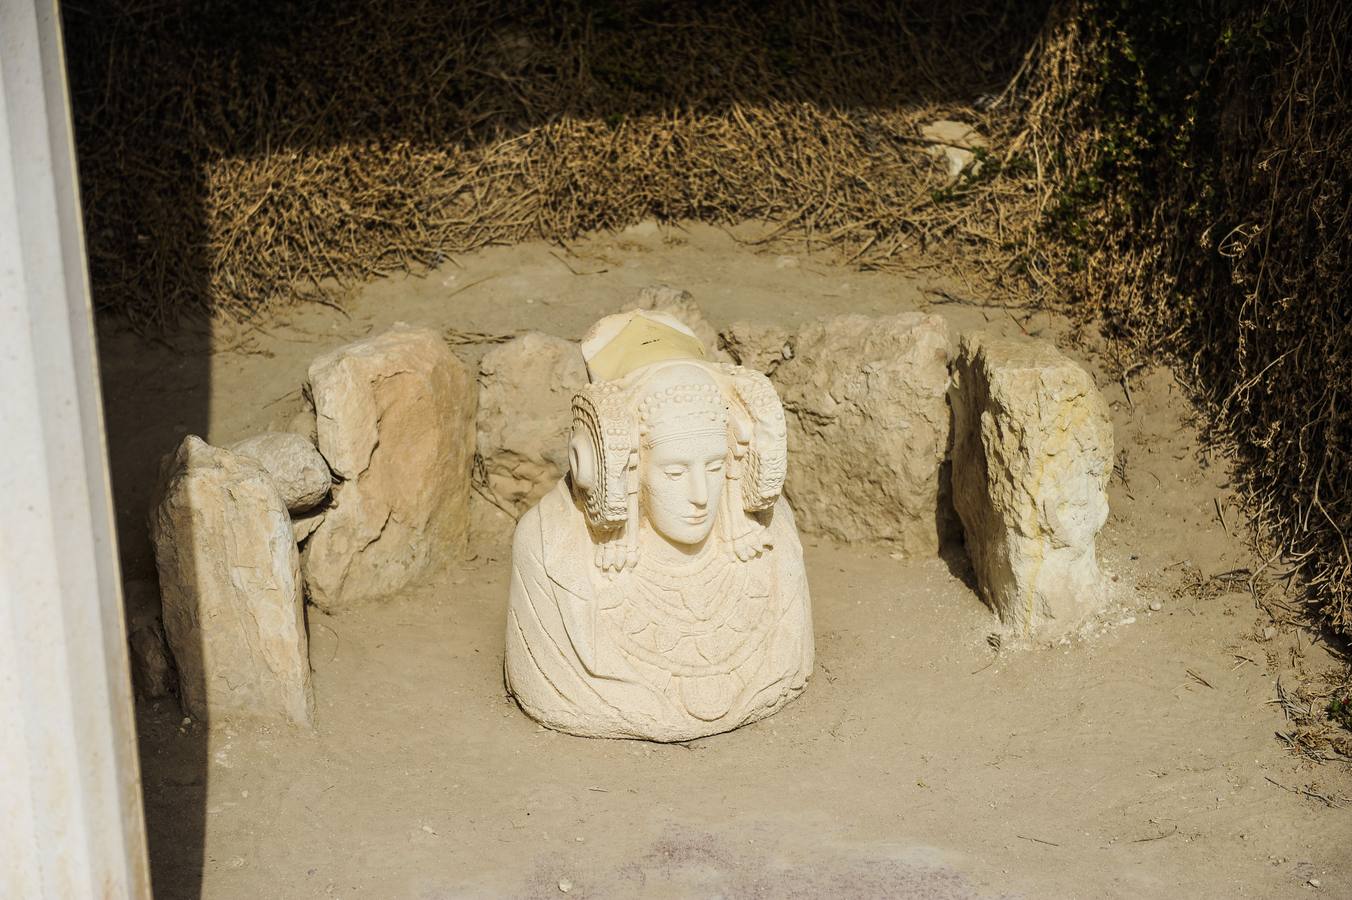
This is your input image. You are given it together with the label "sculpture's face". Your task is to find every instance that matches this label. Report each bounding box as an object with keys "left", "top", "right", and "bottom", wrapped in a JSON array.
[{"left": 640, "top": 425, "right": 728, "bottom": 546}]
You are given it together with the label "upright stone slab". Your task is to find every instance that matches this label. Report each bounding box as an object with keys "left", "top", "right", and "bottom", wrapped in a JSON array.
[
  {"left": 771, "top": 313, "right": 956, "bottom": 554},
  {"left": 477, "top": 332, "right": 588, "bottom": 515},
  {"left": 149, "top": 437, "right": 313, "bottom": 725},
  {"left": 949, "top": 332, "right": 1113, "bottom": 638},
  {"left": 304, "top": 324, "right": 475, "bottom": 610}
]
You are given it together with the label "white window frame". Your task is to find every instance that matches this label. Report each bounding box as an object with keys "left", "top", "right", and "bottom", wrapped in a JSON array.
[{"left": 0, "top": 1, "right": 151, "bottom": 896}]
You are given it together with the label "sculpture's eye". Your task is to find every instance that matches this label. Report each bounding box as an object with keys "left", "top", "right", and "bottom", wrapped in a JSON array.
[
  {"left": 663, "top": 466, "right": 686, "bottom": 480},
  {"left": 706, "top": 460, "right": 724, "bottom": 473}
]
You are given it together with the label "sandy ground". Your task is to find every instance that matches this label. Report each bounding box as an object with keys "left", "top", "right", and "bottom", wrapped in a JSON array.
[{"left": 99, "top": 223, "right": 1351, "bottom": 898}]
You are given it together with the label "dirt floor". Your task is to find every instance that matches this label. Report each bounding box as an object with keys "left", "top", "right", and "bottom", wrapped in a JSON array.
[{"left": 99, "top": 223, "right": 1351, "bottom": 898}]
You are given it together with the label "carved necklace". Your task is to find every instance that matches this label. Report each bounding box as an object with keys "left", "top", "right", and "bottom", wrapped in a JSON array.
[{"left": 597, "top": 535, "right": 776, "bottom": 702}]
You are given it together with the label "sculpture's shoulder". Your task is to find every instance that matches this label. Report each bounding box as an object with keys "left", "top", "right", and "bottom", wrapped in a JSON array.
[{"left": 511, "top": 479, "right": 589, "bottom": 573}]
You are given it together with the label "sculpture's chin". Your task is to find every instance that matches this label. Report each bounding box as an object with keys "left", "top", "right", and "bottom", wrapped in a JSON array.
[{"left": 651, "top": 518, "right": 715, "bottom": 547}]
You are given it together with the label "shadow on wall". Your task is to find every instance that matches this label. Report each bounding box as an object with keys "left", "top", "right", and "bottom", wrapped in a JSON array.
[{"left": 59, "top": 2, "right": 1048, "bottom": 897}]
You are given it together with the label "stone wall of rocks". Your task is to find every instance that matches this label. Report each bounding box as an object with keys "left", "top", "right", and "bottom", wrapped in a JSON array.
[
  {"left": 135, "top": 290, "right": 1117, "bottom": 722},
  {"left": 143, "top": 323, "right": 477, "bottom": 724}
]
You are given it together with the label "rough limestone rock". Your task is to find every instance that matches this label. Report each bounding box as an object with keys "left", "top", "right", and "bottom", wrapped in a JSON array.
[
  {"left": 772, "top": 313, "right": 955, "bottom": 554},
  {"left": 303, "top": 325, "right": 475, "bottom": 610},
  {"left": 148, "top": 437, "right": 314, "bottom": 725},
  {"left": 477, "top": 332, "right": 588, "bottom": 515},
  {"left": 922, "top": 120, "right": 988, "bottom": 181},
  {"left": 949, "top": 332, "right": 1113, "bottom": 638},
  {"left": 622, "top": 284, "right": 733, "bottom": 363},
  {"left": 229, "top": 431, "right": 331, "bottom": 513},
  {"left": 720, "top": 320, "right": 793, "bottom": 376},
  {"left": 123, "top": 578, "right": 176, "bottom": 700}
]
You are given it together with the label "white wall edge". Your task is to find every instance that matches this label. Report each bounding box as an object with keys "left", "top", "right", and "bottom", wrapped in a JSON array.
[{"left": 0, "top": 1, "right": 152, "bottom": 896}]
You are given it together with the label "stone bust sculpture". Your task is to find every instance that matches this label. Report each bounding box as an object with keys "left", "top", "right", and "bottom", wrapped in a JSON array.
[{"left": 504, "top": 310, "right": 814, "bottom": 741}]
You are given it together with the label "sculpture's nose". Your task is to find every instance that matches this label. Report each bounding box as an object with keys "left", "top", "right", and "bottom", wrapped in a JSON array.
[{"left": 689, "top": 469, "right": 709, "bottom": 508}]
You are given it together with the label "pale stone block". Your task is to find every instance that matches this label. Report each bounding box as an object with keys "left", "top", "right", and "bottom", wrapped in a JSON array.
[
  {"left": 149, "top": 437, "right": 313, "bottom": 725},
  {"left": 476, "top": 332, "right": 588, "bottom": 515},
  {"left": 229, "top": 431, "right": 331, "bottom": 513},
  {"left": 771, "top": 313, "right": 956, "bottom": 554},
  {"left": 949, "top": 332, "right": 1114, "bottom": 638},
  {"left": 303, "top": 324, "right": 475, "bottom": 610},
  {"left": 505, "top": 313, "right": 813, "bottom": 741}
]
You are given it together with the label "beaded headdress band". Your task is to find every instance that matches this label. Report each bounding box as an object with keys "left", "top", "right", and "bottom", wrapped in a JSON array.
[{"left": 636, "top": 382, "right": 729, "bottom": 447}]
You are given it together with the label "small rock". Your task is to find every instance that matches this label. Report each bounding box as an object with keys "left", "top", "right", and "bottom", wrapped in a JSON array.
[
  {"left": 291, "top": 508, "right": 326, "bottom": 544},
  {"left": 477, "top": 333, "right": 588, "bottom": 515},
  {"left": 775, "top": 255, "right": 799, "bottom": 269},
  {"left": 1149, "top": 601, "right": 1163, "bottom": 612},
  {"left": 150, "top": 437, "right": 314, "bottom": 725},
  {"left": 1262, "top": 625, "right": 1277, "bottom": 641},
  {"left": 229, "top": 432, "right": 331, "bottom": 513},
  {"left": 950, "top": 332, "right": 1114, "bottom": 638},
  {"left": 1309, "top": 879, "right": 1321, "bottom": 888},
  {"left": 123, "top": 577, "right": 177, "bottom": 699},
  {"left": 558, "top": 879, "right": 573, "bottom": 894}
]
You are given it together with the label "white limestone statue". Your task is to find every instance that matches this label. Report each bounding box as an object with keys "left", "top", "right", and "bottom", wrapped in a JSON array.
[{"left": 504, "top": 310, "right": 814, "bottom": 741}]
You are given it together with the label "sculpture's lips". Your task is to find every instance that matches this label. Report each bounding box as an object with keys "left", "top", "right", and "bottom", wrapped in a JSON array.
[{"left": 683, "top": 513, "right": 708, "bottom": 524}]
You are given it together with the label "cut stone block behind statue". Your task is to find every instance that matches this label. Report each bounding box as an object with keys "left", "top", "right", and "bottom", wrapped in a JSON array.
[
  {"left": 149, "top": 437, "right": 313, "bottom": 725},
  {"left": 505, "top": 312, "right": 813, "bottom": 741},
  {"left": 477, "top": 332, "right": 588, "bottom": 515},
  {"left": 949, "top": 332, "right": 1113, "bottom": 638},
  {"left": 303, "top": 324, "right": 475, "bottom": 611},
  {"left": 771, "top": 313, "right": 956, "bottom": 555}
]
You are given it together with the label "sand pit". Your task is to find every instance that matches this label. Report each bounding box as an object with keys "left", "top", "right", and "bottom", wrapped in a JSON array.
[{"left": 100, "top": 224, "right": 1350, "bottom": 898}]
